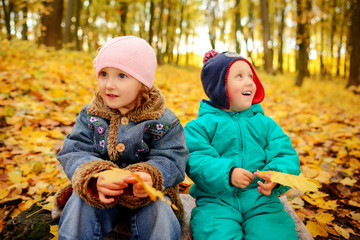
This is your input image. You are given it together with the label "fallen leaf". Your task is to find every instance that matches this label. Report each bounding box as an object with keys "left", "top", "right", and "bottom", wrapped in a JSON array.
[
  {"left": 333, "top": 225, "right": 355, "bottom": 239},
  {"left": 306, "top": 220, "right": 328, "bottom": 237},
  {"left": 50, "top": 225, "right": 58, "bottom": 239},
  {"left": 339, "top": 177, "right": 357, "bottom": 186},
  {"left": 261, "top": 171, "right": 321, "bottom": 193},
  {"left": 313, "top": 212, "right": 334, "bottom": 224}
]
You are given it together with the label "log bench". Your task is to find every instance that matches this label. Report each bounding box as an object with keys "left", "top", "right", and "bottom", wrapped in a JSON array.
[{"left": 0, "top": 194, "right": 313, "bottom": 240}]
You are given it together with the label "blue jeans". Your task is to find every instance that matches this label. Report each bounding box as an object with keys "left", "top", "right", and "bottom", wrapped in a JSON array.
[{"left": 58, "top": 192, "right": 180, "bottom": 240}]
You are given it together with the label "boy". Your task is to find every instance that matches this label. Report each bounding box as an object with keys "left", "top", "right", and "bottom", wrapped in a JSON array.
[{"left": 185, "top": 50, "right": 300, "bottom": 240}]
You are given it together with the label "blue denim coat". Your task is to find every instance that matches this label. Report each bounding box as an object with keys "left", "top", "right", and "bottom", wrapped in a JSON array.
[{"left": 57, "top": 87, "right": 188, "bottom": 218}]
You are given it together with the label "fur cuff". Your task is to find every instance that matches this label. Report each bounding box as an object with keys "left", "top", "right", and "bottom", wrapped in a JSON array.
[
  {"left": 116, "top": 162, "right": 164, "bottom": 209},
  {"left": 52, "top": 183, "right": 73, "bottom": 220},
  {"left": 164, "top": 185, "right": 185, "bottom": 220},
  {"left": 72, "top": 160, "right": 118, "bottom": 209}
]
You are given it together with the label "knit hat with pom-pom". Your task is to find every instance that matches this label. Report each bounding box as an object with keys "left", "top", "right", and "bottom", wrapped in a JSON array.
[
  {"left": 93, "top": 36, "right": 157, "bottom": 88},
  {"left": 200, "top": 50, "right": 264, "bottom": 109}
]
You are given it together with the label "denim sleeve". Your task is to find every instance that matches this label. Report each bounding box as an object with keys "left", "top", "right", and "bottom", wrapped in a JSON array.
[
  {"left": 147, "top": 118, "right": 189, "bottom": 189},
  {"left": 57, "top": 106, "right": 104, "bottom": 181},
  {"left": 263, "top": 117, "right": 301, "bottom": 195}
]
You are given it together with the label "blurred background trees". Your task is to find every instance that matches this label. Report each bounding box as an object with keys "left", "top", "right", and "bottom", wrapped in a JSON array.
[{"left": 0, "top": 0, "right": 359, "bottom": 87}]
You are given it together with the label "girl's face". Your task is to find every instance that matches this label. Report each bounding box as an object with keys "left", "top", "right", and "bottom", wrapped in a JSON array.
[
  {"left": 227, "top": 60, "right": 257, "bottom": 112},
  {"left": 97, "top": 67, "right": 142, "bottom": 114}
]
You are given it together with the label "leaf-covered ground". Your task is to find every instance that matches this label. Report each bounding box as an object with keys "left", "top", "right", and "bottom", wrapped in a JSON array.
[{"left": 0, "top": 39, "right": 359, "bottom": 239}]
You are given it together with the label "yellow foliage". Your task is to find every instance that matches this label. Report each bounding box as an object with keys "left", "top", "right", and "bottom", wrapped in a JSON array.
[
  {"left": 306, "top": 220, "right": 329, "bottom": 237},
  {"left": 261, "top": 171, "right": 320, "bottom": 193},
  {"left": 1, "top": 40, "right": 360, "bottom": 235}
]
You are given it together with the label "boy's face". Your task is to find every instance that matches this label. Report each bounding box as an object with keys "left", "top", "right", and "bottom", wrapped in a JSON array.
[
  {"left": 97, "top": 67, "right": 141, "bottom": 114},
  {"left": 227, "top": 60, "right": 257, "bottom": 112}
]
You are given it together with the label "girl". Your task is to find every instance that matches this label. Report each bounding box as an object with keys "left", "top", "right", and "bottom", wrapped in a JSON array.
[{"left": 54, "top": 36, "right": 188, "bottom": 240}]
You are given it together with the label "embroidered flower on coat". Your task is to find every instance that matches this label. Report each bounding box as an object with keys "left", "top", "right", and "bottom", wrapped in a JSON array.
[
  {"left": 144, "top": 122, "right": 170, "bottom": 132},
  {"left": 90, "top": 117, "right": 97, "bottom": 122},
  {"left": 97, "top": 126, "right": 104, "bottom": 135},
  {"left": 135, "top": 141, "right": 148, "bottom": 159},
  {"left": 87, "top": 113, "right": 106, "bottom": 153}
]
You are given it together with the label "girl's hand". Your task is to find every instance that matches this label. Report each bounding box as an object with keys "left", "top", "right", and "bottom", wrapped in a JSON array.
[
  {"left": 124, "top": 172, "right": 153, "bottom": 198},
  {"left": 96, "top": 175, "right": 128, "bottom": 204},
  {"left": 254, "top": 170, "right": 277, "bottom": 196},
  {"left": 231, "top": 168, "right": 254, "bottom": 188}
]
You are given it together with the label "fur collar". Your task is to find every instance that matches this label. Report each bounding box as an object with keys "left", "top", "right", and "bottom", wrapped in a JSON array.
[{"left": 87, "top": 86, "right": 166, "bottom": 122}]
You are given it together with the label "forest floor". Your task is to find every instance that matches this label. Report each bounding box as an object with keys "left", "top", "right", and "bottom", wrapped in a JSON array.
[{"left": 0, "top": 39, "right": 359, "bottom": 239}]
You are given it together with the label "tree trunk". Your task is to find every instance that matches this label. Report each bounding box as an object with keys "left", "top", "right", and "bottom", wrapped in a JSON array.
[
  {"left": 320, "top": 0, "right": 326, "bottom": 76},
  {"left": 278, "top": 0, "right": 286, "bottom": 74},
  {"left": 41, "top": 0, "right": 64, "bottom": 49},
  {"left": 1, "top": 0, "right": 11, "bottom": 40},
  {"left": 119, "top": 2, "right": 128, "bottom": 36},
  {"left": 295, "top": 0, "right": 311, "bottom": 87},
  {"left": 260, "top": 0, "right": 273, "bottom": 74},
  {"left": 165, "top": 0, "right": 176, "bottom": 64},
  {"left": 74, "top": 0, "right": 82, "bottom": 50},
  {"left": 336, "top": 0, "right": 347, "bottom": 77},
  {"left": 156, "top": 0, "right": 165, "bottom": 65},
  {"left": 21, "top": 2, "right": 28, "bottom": 40},
  {"left": 234, "top": 0, "right": 241, "bottom": 54},
  {"left": 148, "top": 0, "right": 155, "bottom": 46},
  {"left": 206, "top": 0, "right": 217, "bottom": 49},
  {"left": 63, "top": 0, "right": 74, "bottom": 45},
  {"left": 176, "top": 0, "right": 185, "bottom": 65},
  {"left": 347, "top": 0, "right": 360, "bottom": 87},
  {"left": 248, "top": 0, "right": 255, "bottom": 66},
  {"left": 329, "top": 0, "right": 337, "bottom": 76}
]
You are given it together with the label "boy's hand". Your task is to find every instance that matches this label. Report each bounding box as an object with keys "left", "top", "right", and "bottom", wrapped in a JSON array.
[
  {"left": 96, "top": 175, "right": 128, "bottom": 204},
  {"left": 254, "top": 170, "right": 277, "bottom": 196},
  {"left": 231, "top": 168, "right": 254, "bottom": 188},
  {"left": 124, "top": 172, "right": 153, "bottom": 198}
]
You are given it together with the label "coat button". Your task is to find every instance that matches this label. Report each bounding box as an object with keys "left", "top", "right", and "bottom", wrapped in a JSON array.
[
  {"left": 116, "top": 143, "right": 125, "bottom": 153},
  {"left": 121, "top": 117, "right": 129, "bottom": 125}
]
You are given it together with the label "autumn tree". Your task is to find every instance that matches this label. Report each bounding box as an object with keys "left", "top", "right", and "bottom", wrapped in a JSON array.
[
  {"left": 277, "top": 0, "right": 286, "bottom": 73},
  {"left": 205, "top": 0, "right": 218, "bottom": 49},
  {"left": 260, "top": 0, "right": 273, "bottom": 74},
  {"left": 41, "top": 0, "right": 64, "bottom": 49},
  {"left": 347, "top": 0, "right": 360, "bottom": 87},
  {"left": 295, "top": 0, "right": 312, "bottom": 87}
]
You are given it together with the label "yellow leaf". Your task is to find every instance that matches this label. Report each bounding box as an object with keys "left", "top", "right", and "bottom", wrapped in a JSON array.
[
  {"left": 333, "top": 225, "right": 355, "bottom": 239},
  {"left": 0, "top": 189, "right": 10, "bottom": 199},
  {"left": 8, "top": 170, "right": 22, "bottom": 184},
  {"left": 261, "top": 171, "right": 321, "bottom": 192},
  {"left": 306, "top": 220, "right": 328, "bottom": 237},
  {"left": 50, "top": 225, "right": 59, "bottom": 239},
  {"left": 340, "top": 199, "right": 360, "bottom": 208},
  {"left": 93, "top": 168, "right": 131, "bottom": 185},
  {"left": 313, "top": 212, "right": 334, "bottom": 224},
  {"left": 350, "top": 211, "right": 360, "bottom": 221},
  {"left": 131, "top": 172, "right": 178, "bottom": 210},
  {"left": 302, "top": 195, "right": 338, "bottom": 210},
  {"left": 94, "top": 168, "right": 177, "bottom": 210},
  {"left": 18, "top": 199, "right": 36, "bottom": 211},
  {"left": 339, "top": 177, "right": 357, "bottom": 186}
]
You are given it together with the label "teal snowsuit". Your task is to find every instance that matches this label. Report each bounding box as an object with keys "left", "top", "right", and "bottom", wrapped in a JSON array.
[{"left": 185, "top": 101, "right": 301, "bottom": 240}]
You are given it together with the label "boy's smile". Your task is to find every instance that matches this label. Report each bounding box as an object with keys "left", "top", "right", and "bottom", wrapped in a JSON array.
[
  {"left": 227, "top": 60, "right": 257, "bottom": 112},
  {"left": 97, "top": 67, "right": 142, "bottom": 114}
]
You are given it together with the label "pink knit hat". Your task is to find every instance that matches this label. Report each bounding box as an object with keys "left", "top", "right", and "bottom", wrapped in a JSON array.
[{"left": 93, "top": 36, "right": 157, "bottom": 88}]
